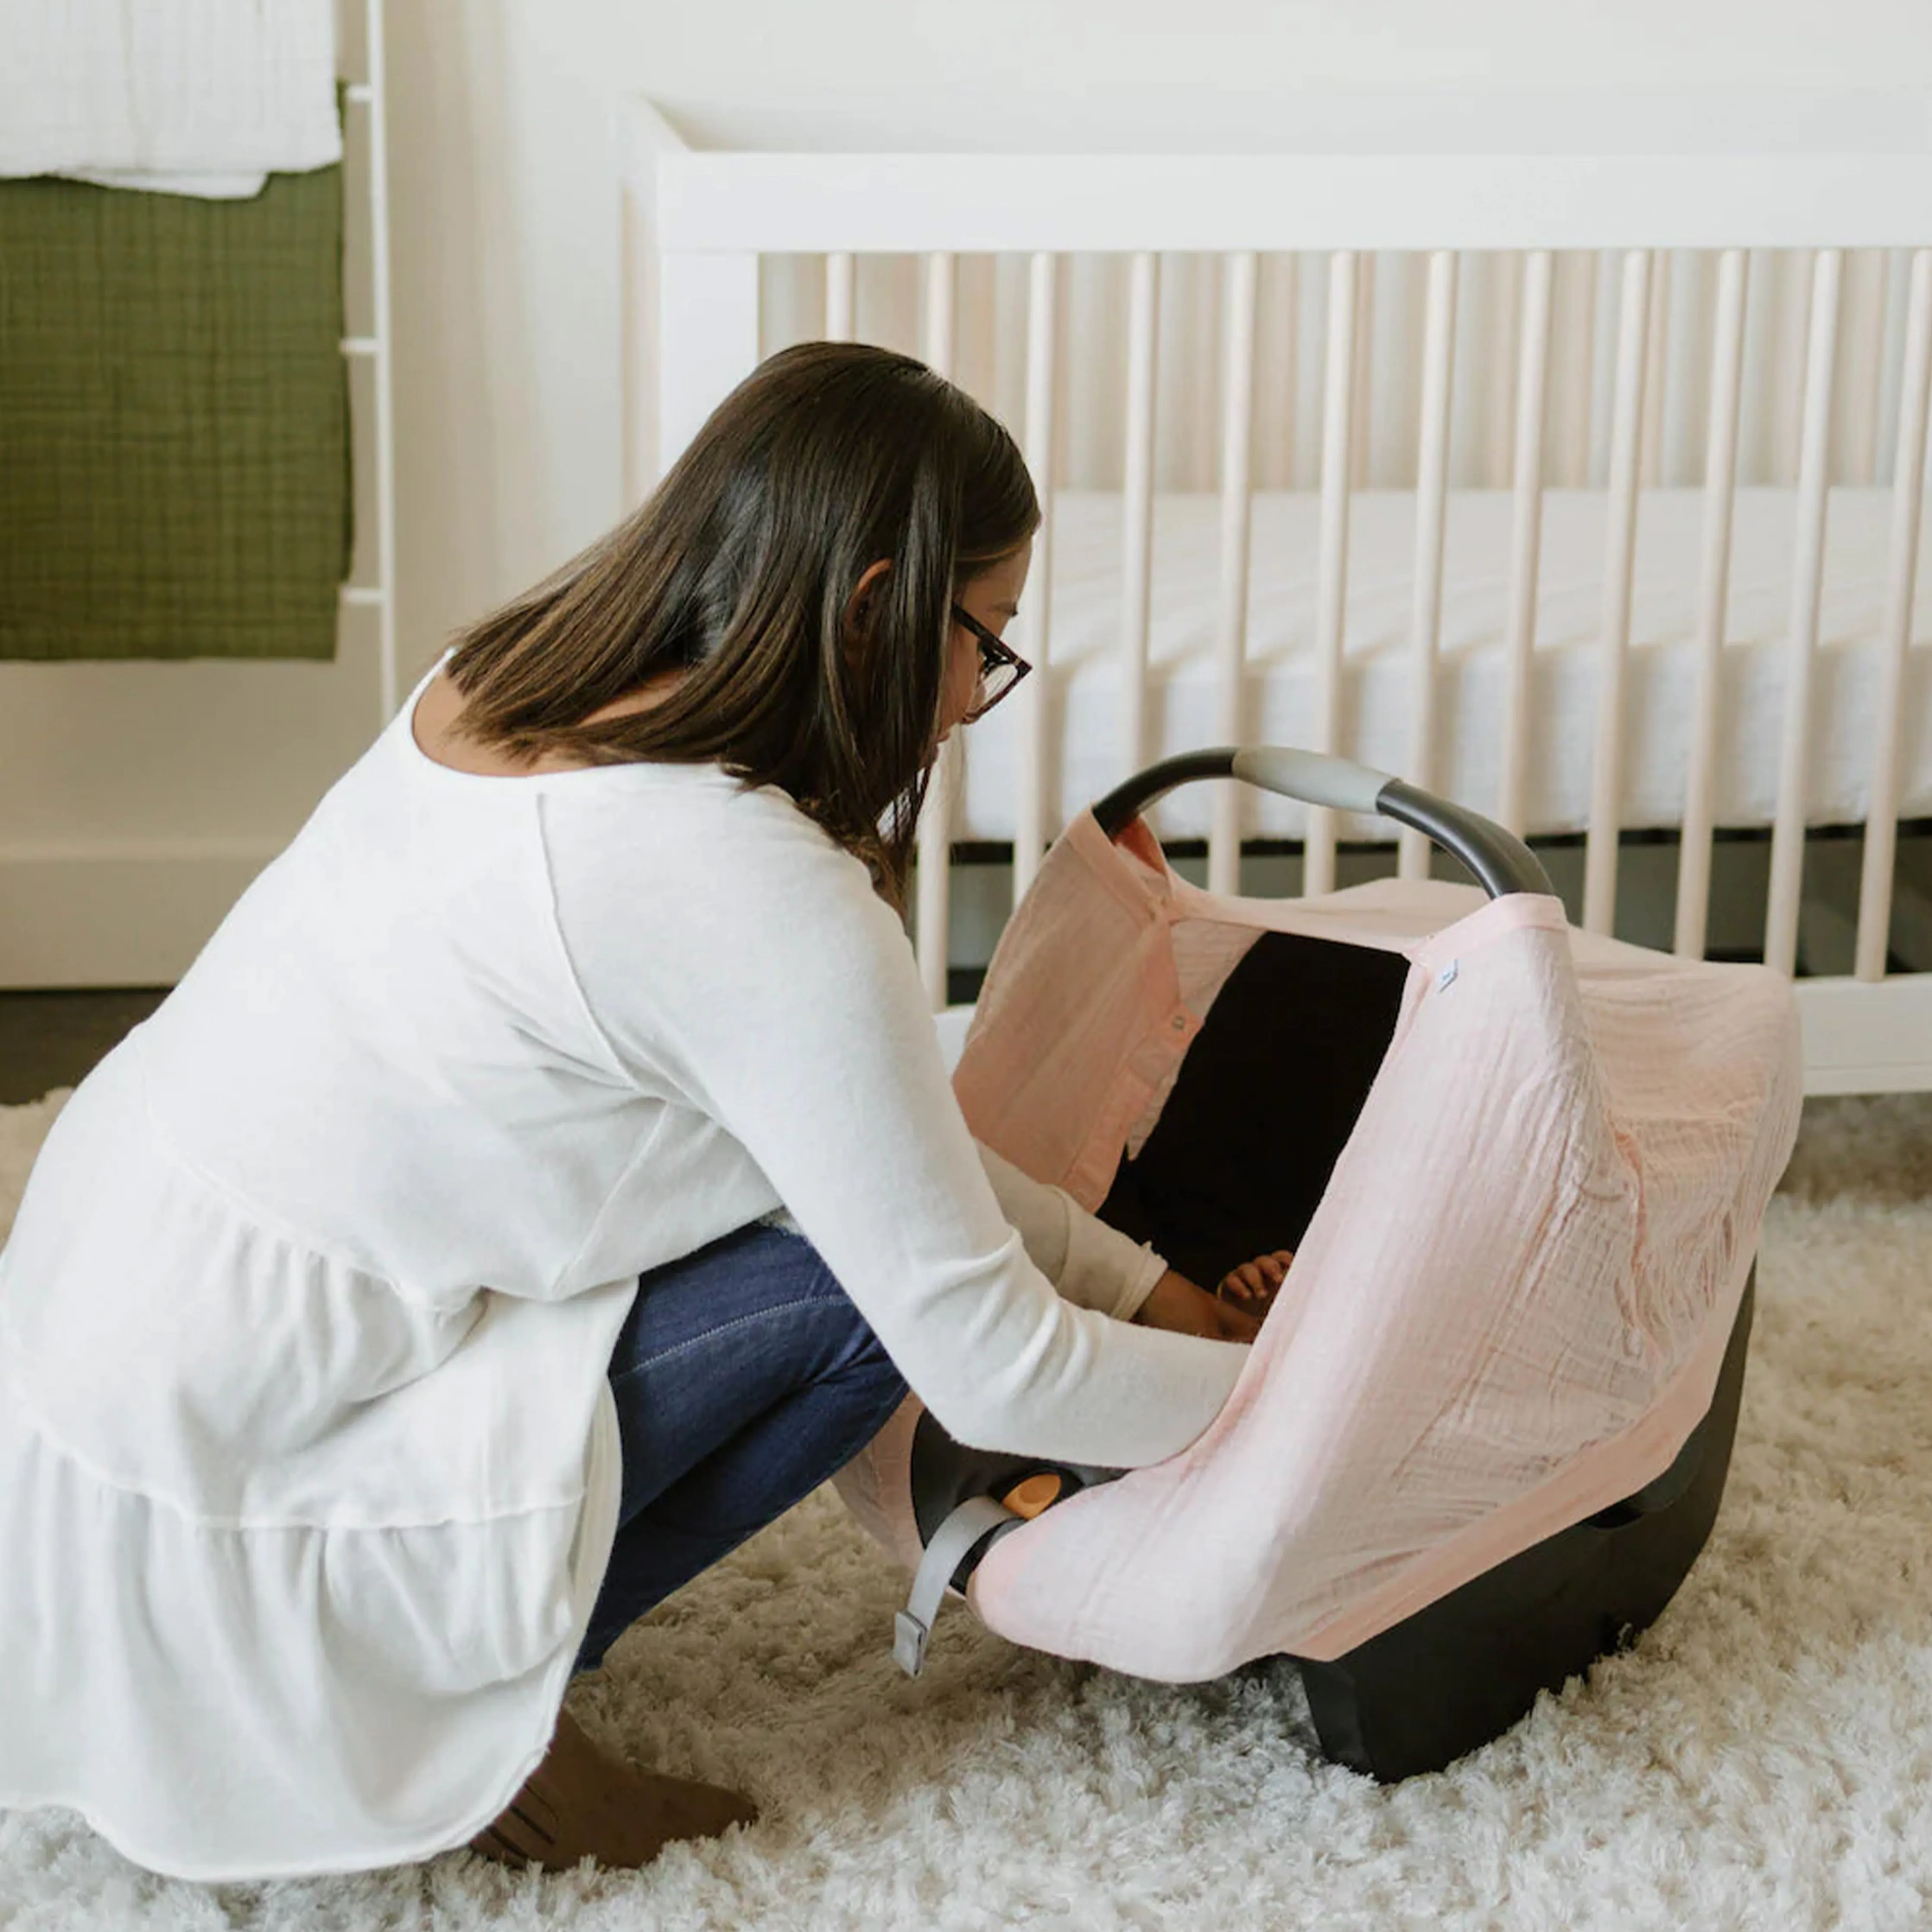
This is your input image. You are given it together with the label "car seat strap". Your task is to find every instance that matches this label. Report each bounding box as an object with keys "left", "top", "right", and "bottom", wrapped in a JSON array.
[{"left": 893, "top": 1495, "right": 1023, "bottom": 1677}]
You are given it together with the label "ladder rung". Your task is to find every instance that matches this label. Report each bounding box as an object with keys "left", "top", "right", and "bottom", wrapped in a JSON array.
[
  {"left": 344, "top": 83, "right": 375, "bottom": 104},
  {"left": 339, "top": 585, "right": 388, "bottom": 607},
  {"left": 340, "top": 336, "right": 381, "bottom": 358}
]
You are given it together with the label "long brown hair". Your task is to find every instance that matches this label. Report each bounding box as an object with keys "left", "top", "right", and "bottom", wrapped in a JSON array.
[{"left": 442, "top": 341, "right": 1040, "bottom": 908}]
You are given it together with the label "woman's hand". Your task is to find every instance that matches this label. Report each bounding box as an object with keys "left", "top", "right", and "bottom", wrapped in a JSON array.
[{"left": 1130, "top": 1250, "right": 1294, "bottom": 1342}]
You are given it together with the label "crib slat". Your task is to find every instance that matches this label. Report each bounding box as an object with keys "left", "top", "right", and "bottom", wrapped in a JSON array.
[
  {"left": 1553, "top": 251, "right": 1598, "bottom": 487},
  {"left": 1497, "top": 251, "right": 1554, "bottom": 837},
  {"left": 1770, "top": 252, "right": 1813, "bottom": 488},
  {"left": 1210, "top": 251, "right": 1260, "bottom": 896},
  {"left": 915, "top": 253, "right": 959, "bottom": 1009},
  {"left": 1854, "top": 248, "right": 1932, "bottom": 980},
  {"left": 1265, "top": 253, "right": 1299, "bottom": 489},
  {"left": 1582, "top": 249, "right": 1654, "bottom": 935},
  {"left": 1843, "top": 250, "right": 1890, "bottom": 488},
  {"left": 1119, "top": 252, "right": 1160, "bottom": 787},
  {"left": 824, "top": 252, "right": 855, "bottom": 341},
  {"left": 1484, "top": 253, "right": 1523, "bottom": 488},
  {"left": 1876, "top": 251, "right": 1913, "bottom": 487},
  {"left": 1400, "top": 250, "right": 1459, "bottom": 881},
  {"left": 1765, "top": 248, "right": 1845, "bottom": 976},
  {"left": 1737, "top": 248, "right": 1776, "bottom": 488},
  {"left": 921, "top": 251, "right": 955, "bottom": 375},
  {"left": 1013, "top": 251, "right": 1058, "bottom": 907},
  {"left": 1675, "top": 249, "right": 1750, "bottom": 959},
  {"left": 1638, "top": 250, "right": 1672, "bottom": 486},
  {"left": 1656, "top": 249, "right": 1707, "bottom": 489},
  {"left": 1350, "top": 253, "right": 1376, "bottom": 491},
  {"left": 1306, "top": 251, "right": 1358, "bottom": 898}
]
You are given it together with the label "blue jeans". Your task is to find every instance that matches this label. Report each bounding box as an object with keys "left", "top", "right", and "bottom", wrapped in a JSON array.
[{"left": 575, "top": 1220, "right": 911, "bottom": 1673}]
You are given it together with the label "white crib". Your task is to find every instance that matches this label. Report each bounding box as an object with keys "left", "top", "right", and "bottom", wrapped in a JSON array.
[{"left": 619, "top": 98, "right": 1932, "bottom": 1096}]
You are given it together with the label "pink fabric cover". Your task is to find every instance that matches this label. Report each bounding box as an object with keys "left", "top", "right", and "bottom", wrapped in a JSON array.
[{"left": 833, "top": 810, "right": 1803, "bottom": 1681}]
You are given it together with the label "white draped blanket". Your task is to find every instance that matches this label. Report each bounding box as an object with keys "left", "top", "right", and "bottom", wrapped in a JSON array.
[{"left": 0, "top": 0, "right": 340, "bottom": 198}]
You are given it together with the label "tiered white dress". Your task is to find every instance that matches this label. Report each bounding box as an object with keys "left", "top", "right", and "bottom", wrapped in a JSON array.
[{"left": 0, "top": 654, "right": 1247, "bottom": 1880}]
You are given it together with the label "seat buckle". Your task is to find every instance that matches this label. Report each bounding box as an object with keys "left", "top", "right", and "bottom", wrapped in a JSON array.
[{"left": 894, "top": 1608, "right": 932, "bottom": 1677}]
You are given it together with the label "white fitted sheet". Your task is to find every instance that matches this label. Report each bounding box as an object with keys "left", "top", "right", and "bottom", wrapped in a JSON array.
[{"left": 950, "top": 486, "right": 1932, "bottom": 842}]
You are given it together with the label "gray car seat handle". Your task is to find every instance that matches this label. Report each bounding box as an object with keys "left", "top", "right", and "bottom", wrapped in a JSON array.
[{"left": 1091, "top": 747, "right": 1555, "bottom": 900}]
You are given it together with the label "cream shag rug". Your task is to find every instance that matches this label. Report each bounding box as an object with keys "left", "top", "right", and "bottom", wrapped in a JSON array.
[{"left": 3, "top": 1085, "right": 1930, "bottom": 1931}]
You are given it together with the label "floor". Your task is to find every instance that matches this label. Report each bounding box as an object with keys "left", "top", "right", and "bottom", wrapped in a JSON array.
[
  {"left": 0, "top": 988, "right": 171, "bottom": 1105},
  {"left": 3, "top": 1086, "right": 1925, "bottom": 1927}
]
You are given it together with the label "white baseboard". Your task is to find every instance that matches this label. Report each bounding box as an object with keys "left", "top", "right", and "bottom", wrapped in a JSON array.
[{"left": 0, "top": 844, "right": 281, "bottom": 988}]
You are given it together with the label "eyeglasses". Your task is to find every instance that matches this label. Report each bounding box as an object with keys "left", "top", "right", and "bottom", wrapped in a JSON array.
[{"left": 950, "top": 604, "right": 1033, "bottom": 723}]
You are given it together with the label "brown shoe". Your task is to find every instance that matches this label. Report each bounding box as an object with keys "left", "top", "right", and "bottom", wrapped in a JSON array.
[{"left": 467, "top": 1704, "right": 759, "bottom": 1872}]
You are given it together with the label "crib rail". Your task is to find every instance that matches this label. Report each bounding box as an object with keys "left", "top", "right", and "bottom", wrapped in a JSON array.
[
  {"left": 620, "top": 103, "right": 1932, "bottom": 1093},
  {"left": 649, "top": 151, "right": 1932, "bottom": 261}
]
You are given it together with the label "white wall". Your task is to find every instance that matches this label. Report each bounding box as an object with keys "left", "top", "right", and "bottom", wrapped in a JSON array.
[{"left": 3, "top": 0, "right": 1929, "bottom": 983}]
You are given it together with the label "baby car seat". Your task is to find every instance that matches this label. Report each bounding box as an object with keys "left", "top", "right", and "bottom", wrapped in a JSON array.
[{"left": 834, "top": 749, "right": 1801, "bottom": 1782}]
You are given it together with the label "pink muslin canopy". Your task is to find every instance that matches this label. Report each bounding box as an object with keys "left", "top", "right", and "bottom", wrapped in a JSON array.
[{"left": 834, "top": 808, "right": 1802, "bottom": 1682}]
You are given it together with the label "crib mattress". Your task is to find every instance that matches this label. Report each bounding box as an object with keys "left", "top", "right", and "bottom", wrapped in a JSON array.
[{"left": 951, "top": 486, "right": 1932, "bottom": 842}]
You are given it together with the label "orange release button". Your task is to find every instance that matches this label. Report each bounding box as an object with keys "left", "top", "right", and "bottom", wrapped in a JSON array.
[{"left": 1001, "top": 1472, "right": 1063, "bottom": 1519}]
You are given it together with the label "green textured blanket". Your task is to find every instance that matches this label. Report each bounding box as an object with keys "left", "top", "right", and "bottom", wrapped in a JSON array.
[{"left": 0, "top": 167, "right": 350, "bottom": 661}]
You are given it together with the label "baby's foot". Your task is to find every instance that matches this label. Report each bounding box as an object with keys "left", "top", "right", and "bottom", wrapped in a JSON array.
[{"left": 1217, "top": 1249, "right": 1295, "bottom": 1309}]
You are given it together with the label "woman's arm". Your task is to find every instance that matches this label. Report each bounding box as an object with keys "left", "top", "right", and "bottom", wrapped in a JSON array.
[
  {"left": 972, "top": 1140, "right": 1168, "bottom": 1322},
  {"left": 973, "top": 1132, "right": 1295, "bottom": 1339},
  {"left": 540, "top": 781, "right": 1249, "bottom": 1469}
]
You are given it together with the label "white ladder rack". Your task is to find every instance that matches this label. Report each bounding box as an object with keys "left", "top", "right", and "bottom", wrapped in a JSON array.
[{"left": 335, "top": 0, "right": 399, "bottom": 726}]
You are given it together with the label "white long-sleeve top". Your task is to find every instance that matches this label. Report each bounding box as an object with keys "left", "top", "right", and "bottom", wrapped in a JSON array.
[{"left": 0, "top": 652, "right": 1246, "bottom": 1881}]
